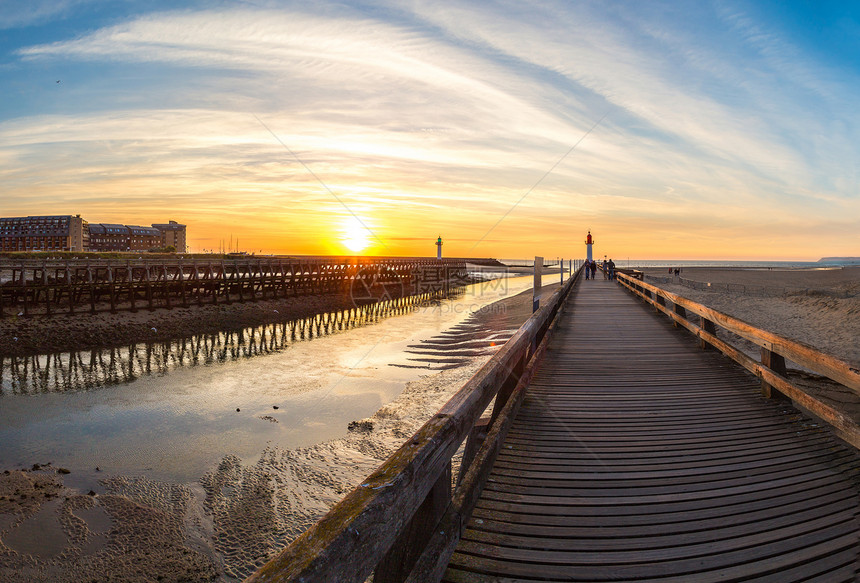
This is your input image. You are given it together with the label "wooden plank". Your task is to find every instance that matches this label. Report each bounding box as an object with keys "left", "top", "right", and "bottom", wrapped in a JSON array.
[{"left": 444, "top": 280, "right": 860, "bottom": 583}]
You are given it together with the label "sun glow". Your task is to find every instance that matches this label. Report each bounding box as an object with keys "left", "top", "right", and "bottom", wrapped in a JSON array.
[{"left": 341, "top": 216, "right": 373, "bottom": 253}]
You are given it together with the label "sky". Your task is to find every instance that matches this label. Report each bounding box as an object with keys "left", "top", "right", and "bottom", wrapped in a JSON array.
[{"left": 1, "top": 0, "right": 858, "bottom": 260}]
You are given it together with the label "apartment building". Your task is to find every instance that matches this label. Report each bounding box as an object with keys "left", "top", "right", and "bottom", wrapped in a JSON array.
[
  {"left": 0, "top": 215, "right": 89, "bottom": 252},
  {"left": 87, "top": 224, "right": 131, "bottom": 251},
  {"left": 151, "top": 220, "right": 187, "bottom": 252},
  {"left": 1, "top": 215, "right": 187, "bottom": 253}
]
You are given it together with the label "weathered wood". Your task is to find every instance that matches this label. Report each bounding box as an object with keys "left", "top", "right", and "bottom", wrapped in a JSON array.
[
  {"left": 700, "top": 316, "right": 716, "bottom": 350},
  {"left": 442, "top": 278, "right": 860, "bottom": 582},
  {"left": 162, "top": 264, "right": 171, "bottom": 310},
  {"left": 244, "top": 270, "right": 579, "bottom": 583},
  {"left": 489, "top": 352, "right": 525, "bottom": 425},
  {"left": 42, "top": 268, "right": 52, "bottom": 316},
  {"left": 178, "top": 262, "right": 188, "bottom": 307},
  {"left": 1, "top": 257, "right": 471, "bottom": 317},
  {"left": 405, "top": 286, "right": 561, "bottom": 583},
  {"left": 375, "top": 462, "right": 452, "bottom": 583},
  {"left": 87, "top": 266, "right": 96, "bottom": 313},
  {"left": 65, "top": 265, "right": 75, "bottom": 314},
  {"left": 672, "top": 302, "right": 687, "bottom": 327},
  {"left": 459, "top": 417, "right": 491, "bottom": 486},
  {"left": 533, "top": 256, "right": 542, "bottom": 313},
  {"left": 761, "top": 347, "right": 789, "bottom": 400}
]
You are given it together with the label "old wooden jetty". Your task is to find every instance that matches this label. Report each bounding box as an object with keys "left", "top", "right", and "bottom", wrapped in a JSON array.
[
  {"left": 247, "top": 267, "right": 860, "bottom": 583},
  {"left": 0, "top": 256, "right": 476, "bottom": 316},
  {"left": 0, "top": 287, "right": 463, "bottom": 395}
]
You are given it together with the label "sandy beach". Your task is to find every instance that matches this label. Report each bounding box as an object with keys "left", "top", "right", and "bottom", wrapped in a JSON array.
[
  {"left": 640, "top": 266, "right": 860, "bottom": 366},
  {"left": 1, "top": 266, "right": 858, "bottom": 581},
  {"left": 640, "top": 266, "right": 860, "bottom": 423}
]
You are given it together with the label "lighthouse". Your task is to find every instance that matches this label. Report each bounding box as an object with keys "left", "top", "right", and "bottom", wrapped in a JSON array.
[
  {"left": 585, "top": 230, "right": 594, "bottom": 262},
  {"left": 436, "top": 235, "right": 443, "bottom": 260}
]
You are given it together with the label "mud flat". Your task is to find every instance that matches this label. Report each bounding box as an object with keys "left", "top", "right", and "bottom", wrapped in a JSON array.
[
  {"left": 0, "top": 466, "right": 216, "bottom": 582},
  {"left": 0, "top": 282, "right": 551, "bottom": 582},
  {"left": 0, "top": 294, "right": 369, "bottom": 358}
]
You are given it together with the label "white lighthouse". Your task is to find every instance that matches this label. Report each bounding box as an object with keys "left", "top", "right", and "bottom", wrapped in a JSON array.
[
  {"left": 436, "top": 235, "right": 442, "bottom": 260},
  {"left": 585, "top": 231, "right": 594, "bottom": 262}
]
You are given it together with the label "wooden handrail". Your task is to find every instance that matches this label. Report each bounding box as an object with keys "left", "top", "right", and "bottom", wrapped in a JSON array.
[
  {"left": 245, "top": 266, "right": 582, "bottom": 583},
  {"left": 616, "top": 272, "right": 860, "bottom": 448},
  {"left": 404, "top": 277, "right": 567, "bottom": 582}
]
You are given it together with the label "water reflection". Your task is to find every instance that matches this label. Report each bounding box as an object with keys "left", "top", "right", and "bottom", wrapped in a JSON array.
[{"left": 0, "top": 288, "right": 465, "bottom": 395}]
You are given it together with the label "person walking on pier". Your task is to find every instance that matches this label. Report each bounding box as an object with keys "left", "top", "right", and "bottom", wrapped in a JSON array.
[
  {"left": 607, "top": 258, "right": 616, "bottom": 280},
  {"left": 585, "top": 260, "right": 591, "bottom": 280},
  {"left": 590, "top": 260, "right": 597, "bottom": 280}
]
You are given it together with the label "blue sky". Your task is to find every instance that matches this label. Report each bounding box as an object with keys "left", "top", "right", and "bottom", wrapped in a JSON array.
[{"left": 1, "top": 0, "right": 858, "bottom": 259}]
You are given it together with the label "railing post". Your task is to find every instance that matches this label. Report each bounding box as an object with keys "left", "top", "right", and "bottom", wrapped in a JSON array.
[
  {"left": 458, "top": 417, "right": 491, "bottom": 486},
  {"left": 533, "top": 256, "right": 543, "bottom": 313},
  {"left": 699, "top": 317, "right": 716, "bottom": 350},
  {"left": 672, "top": 303, "right": 686, "bottom": 327},
  {"left": 490, "top": 352, "right": 527, "bottom": 425},
  {"left": 374, "top": 462, "right": 452, "bottom": 583},
  {"left": 761, "top": 345, "right": 789, "bottom": 400}
]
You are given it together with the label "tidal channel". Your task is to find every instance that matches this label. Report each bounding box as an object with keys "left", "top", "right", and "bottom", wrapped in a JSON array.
[{"left": 0, "top": 274, "right": 547, "bottom": 488}]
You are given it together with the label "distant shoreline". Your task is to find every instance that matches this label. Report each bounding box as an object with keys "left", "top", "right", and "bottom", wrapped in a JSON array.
[{"left": 819, "top": 256, "right": 860, "bottom": 263}]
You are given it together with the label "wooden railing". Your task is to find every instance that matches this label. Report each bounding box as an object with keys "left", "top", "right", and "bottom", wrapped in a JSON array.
[
  {"left": 616, "top": 272, "right": 860, "bottom": 449},
  {"left": 246, "top": 266, "right": 583, "bottom": 583}
]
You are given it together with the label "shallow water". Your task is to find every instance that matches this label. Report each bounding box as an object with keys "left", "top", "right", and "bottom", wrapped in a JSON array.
[{"left": 0, "top": 275, "right": 547, "bottom": 485}]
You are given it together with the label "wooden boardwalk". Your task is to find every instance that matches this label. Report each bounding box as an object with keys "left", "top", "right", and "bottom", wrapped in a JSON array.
[{"left": 445, "top": 278, "right": 860, "bottom": 582}]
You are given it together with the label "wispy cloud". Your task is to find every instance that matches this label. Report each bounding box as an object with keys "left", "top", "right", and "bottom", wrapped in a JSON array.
[{"left": 2, "top": 1, "right": 858, "bottom": 257}]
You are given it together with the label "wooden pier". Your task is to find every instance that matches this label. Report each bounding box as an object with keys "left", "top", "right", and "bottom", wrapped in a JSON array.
[
  {"left": 444, "top": 279, "right": 860, "bottom": 581},
  {"left": 0, "top": 256, "right": 471, "bottom": 317},
  {"left": 248, "top": 267, "right": 860, "bottom": 583}
]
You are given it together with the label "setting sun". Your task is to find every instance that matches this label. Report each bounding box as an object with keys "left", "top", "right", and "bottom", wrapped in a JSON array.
[{"left": 341, "top": 216, "right": 372, "bottom": 253}]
